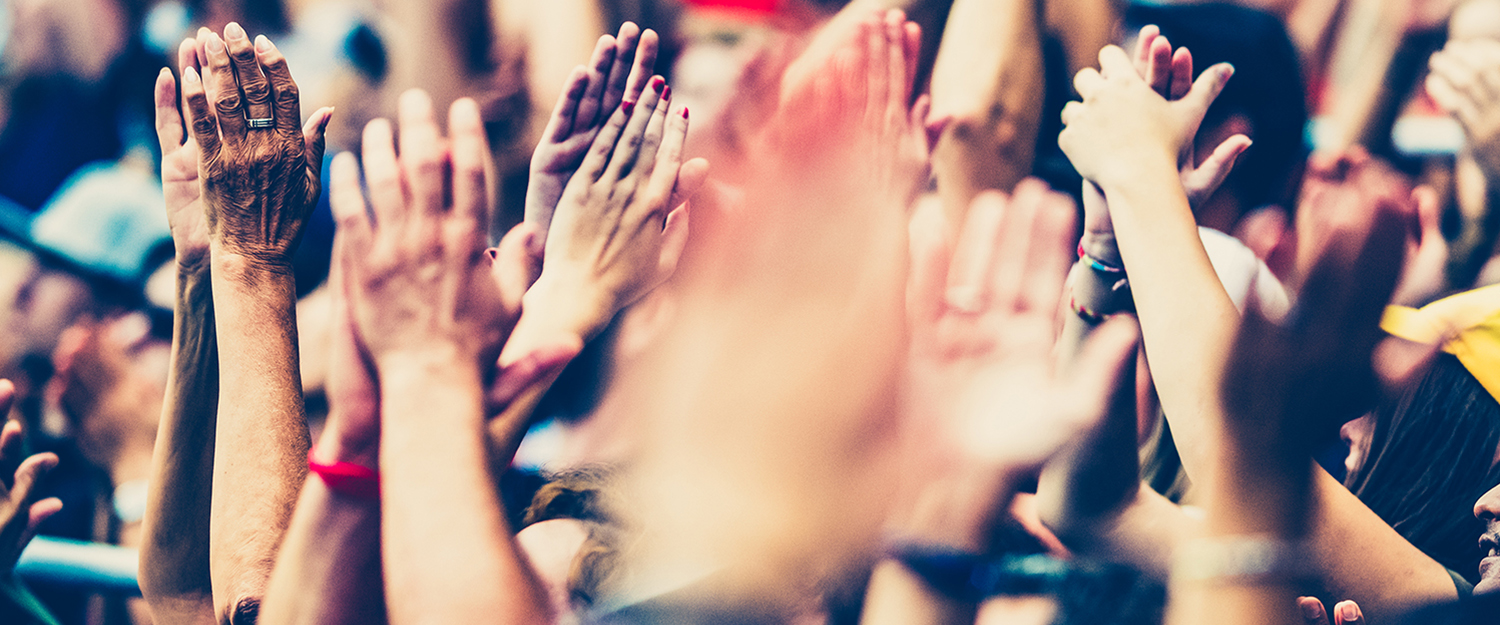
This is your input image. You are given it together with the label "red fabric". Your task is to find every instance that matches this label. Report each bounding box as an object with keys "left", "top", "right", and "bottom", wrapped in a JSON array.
[
  {"left": 683, "top": 0, "right": 780, "bottom": 14},
  {"left": 308, "top": 451, "right": 381, "bottom": 500}
]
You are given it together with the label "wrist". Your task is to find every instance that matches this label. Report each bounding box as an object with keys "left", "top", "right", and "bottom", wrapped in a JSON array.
[
  {"left": 1093, "top": 152, "right": 1179, "bottom": 197},
  {"left": 312, "top": 427, "right": 379, "bottom": 469},
  {"left": 519, "top": 275, "right": 614, "bottom": 342},
  {"left": 210, "top": 246, "right": 296, "bottom": 286}
]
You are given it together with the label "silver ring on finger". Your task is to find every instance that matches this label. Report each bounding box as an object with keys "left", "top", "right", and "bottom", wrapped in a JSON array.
[{"left": 247, "top": 117, "right": 275, "bottom": 129}]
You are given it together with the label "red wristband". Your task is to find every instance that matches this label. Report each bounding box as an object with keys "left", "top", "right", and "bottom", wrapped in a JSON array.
[{"left": 308, "top": 450, "right": 380, "bottom": 501}]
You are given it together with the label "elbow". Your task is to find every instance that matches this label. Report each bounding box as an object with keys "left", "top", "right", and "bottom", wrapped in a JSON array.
[{"left": 937, "top": 104, "right": 1038, "bottom": 179}]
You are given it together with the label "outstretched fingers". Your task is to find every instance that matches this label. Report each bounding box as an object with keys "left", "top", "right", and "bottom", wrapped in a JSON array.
[
  {"left": 180, "top": 64, "right": 221, "bottom": 158},
  {"left": 155, "top": 68, "right": 184, "bottom": 152},
  {"left": 397, "top": 90, "right": 446, "bottom": 218},
  {"left": 223, "top": 22, "right": 273, "bottom": 129},
  {"left": 1182, "top": 62, "right": 1235, "bottom": 117},
  {"left": 631, "top": 83, "right": 674, "bottom": 193},
  {"left": 602, "top": 76, "right": 665, "bottom": 183},
  {"left": 254, "top": 34, "right": 305, "bottom": 138},
  {"left": 199, "top": 28, "right": 246, "bottom": 141},
  {"left": 329, "top": 152, "right": 375, "bottom": 268},
  {"left": 450, "top": 97, "right": 493, "bottom": 231},
  {"left": 546, "top": 66, "right": 592, "bottom": 142}
]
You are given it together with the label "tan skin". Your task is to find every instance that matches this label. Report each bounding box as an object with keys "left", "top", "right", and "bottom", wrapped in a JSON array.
[
  {"left": 1055, "top": 41, "right": 1457, "bottom": 619},
  {"left": 332, "top": 90, "right": 578, "bottom": 625},
  {"left": 139, "top": 21, "right": 331, "bottom": 625}
]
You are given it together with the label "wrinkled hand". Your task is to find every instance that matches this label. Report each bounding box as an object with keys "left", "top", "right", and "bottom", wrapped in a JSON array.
[
  {"left": 528, "top": 23, "right": 660, "bottom": 242},
  {"left": 0, "top": 380, "right": 62, "bottom": 573},
  {"left": 155, "top": 40, "right": 212, "bottom": 271},
  {"left": 527, "top": 69, "right": 707, "bottom": 341},
  {"left": 1427, "top": 39, "right": 1500, "bottom": 179},
  {"left": 183, "top": 24, "right": 331, "bottom": 270},
  {"left": 1059, "top": 44, "right": 1232, "bottom": 190},
  {"left": 905, "top": 179, "right": 1141, "bottom": 470},
  {"left": 333, "top": 91, "right": 514, "bottom": 364}
]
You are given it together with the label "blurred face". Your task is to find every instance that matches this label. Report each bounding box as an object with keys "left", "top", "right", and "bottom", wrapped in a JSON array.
[
  {"left": 1475, "top": 482, "right": 1500, "bottom": 594},
  {"left": 2, "top": 258, "right": 94, "bottom": 369}
]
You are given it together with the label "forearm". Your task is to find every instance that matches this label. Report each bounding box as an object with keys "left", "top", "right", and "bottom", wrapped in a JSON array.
[
  {"left": 378, "top": 354, "right": 551, "bottom": 625},
  {"left": 208, "top": 256, "right": 310, "bottom": 620},
  {"left": 260, "top": 477, "right": 384, "bottom": 625},
  {"left": 928, "top": 0, "right": 1044, "bottom": 227},
  {"left": 1099, "top": 167, "right": 1239, "bottom": 481},
  {"left": 140, "top": 265, "right": 219, "bottom": 622}
]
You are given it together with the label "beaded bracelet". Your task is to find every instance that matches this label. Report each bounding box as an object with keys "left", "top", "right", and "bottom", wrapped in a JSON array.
[
  {"left": 1071, "top": 295, "right": 1108, "bottom": 324},
  {"left": 1077, "top": 243, "right": 1125, "bottom": 274}
]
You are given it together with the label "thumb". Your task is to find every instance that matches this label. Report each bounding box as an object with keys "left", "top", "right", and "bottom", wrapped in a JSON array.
[
  {"left": 1184, "top": 134, "right": 1251, "bottom": 204},
  {"left": 1333, "top": 600, "right": 1362, "bottom": 625},
  {"left": 1298, "top": 597, "right": 1331, "bottom": 625},
  {"left": 490, "top": 222, "right": 544, "bottom": 318},
  {"left": 1182, "top": 63, "right": 1234, "bottom": 117},
  {"left": 303, "top": 107, "right": 334, "bottom": 181},
  {"left": 669, "top": 158, "right": 710, "bottom": 212}
]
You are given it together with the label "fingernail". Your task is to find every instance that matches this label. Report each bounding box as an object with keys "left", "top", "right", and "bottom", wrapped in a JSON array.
[
  {"left": 663, "top": 85, "right": 671, "bottom": 101},
  {"left": 183, "top": 66, "right": 199, "bottom": 83},
  {"left": 207, "top": 33, "right": 226, "bottom": 54},
  {"left": 651, "top": 76, "right": 665, "bottom": 93},
  {"left": 225, "top": 22, "right": 245, "bottom": 40},
  {"left": 1300, "top": 601, "right": 1322, "bottom": 620},
  {"left": 255, "top": 34, "right": 272, "bottom": 53},
  {"left": 623, "top": 100, "right": 636, "bottom": 115},
  {"left": 681, "top": 106, "right": 689, "bottom": 119},
  {"left": 1341, "top": 604, "right": 1359, "bottom": 622}
]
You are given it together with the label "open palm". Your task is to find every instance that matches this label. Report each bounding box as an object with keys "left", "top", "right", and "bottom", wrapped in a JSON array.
[{"left": 155, "top": 40, "right": 211, "bottom": 270}]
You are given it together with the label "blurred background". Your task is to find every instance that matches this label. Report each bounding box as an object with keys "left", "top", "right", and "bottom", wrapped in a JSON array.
[{"left": 0, "top": 0, "right": 1493, "bottom": 622}]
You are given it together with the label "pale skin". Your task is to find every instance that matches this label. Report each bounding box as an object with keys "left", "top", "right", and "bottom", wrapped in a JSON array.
[
  {"left": 139, "top": 21, "right": 332, "bottom": 625},
  {"left": 1056, "top": 42, "right": 1458, "bottom": 618},
  {"left": 862, "top": 180, "right": 1141, "bottom": 625},
  {"left": 332, "top": 89, "right": 589, "bottom": 625}
]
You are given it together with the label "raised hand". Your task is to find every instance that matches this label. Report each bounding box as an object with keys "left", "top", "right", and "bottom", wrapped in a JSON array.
[
  {"left": 1427, "top": 39, "right": 1500, "bottom": 178},
  {"left": 333, "top": 91, "right": 517, "bottom": 364},
  {"left": 182, "top": 24, "right": 332, "bottom": 270},
  {"left": 1059, "top": 44, "right": 1233, "bottom": 191},
  {"left": 528, "top": 23, "right": 660, "bottom": 241},
  {"left": 516, "top": 69, "right": 708, "bottom": 351},
  {"left": 0, "top": 380, "right": 62, "bottom": 574},
  {"left": 896, "top": 179, "right": 1140, "bottom": 549},
  {"left": 155, "top": 39, "right": 211, "bottom": 271}
]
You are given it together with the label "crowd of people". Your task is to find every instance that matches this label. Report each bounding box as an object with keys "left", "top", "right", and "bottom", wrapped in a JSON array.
[{"left": 0, "top": 0, "right": 1498, "bottom": 623}]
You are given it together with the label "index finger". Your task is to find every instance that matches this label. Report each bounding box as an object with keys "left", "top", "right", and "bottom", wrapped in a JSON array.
[{"left": 622, "top": 28, "right": 661, "bottom": 108}]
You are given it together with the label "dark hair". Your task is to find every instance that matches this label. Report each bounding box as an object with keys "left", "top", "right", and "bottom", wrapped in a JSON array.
[
  {"left": 1346, "top": 353, "right": 1500, "bottom": 584},
  {"left": 1124, "top": 3, "right": 1309, "bottom": 215}
]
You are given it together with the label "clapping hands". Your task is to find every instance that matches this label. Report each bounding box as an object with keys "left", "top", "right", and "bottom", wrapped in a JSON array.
[
  {"left": 1060, "top": 43, "right": 1233, "bottom": 191},
  {"left": 528, "top": 23, "right": 661, "bottom": 241}
]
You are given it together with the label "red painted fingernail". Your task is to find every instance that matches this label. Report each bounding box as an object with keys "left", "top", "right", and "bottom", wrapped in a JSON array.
[
  {"left": 623, "top": 100, "right": 635, "bottom": 114},
  {"left": 681, "top": 107, "right": 689, "bottom": 119},
  {"left": 663, "top": 85, "right": 671, "bottom": 101},
  {"left": 651, "top": 76, "right": 665, "bottom": 93}
]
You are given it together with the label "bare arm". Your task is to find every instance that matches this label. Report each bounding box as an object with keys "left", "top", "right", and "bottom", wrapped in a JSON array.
[
  {"left": 138, "top": 40, "right": 219, "bottom": 625},
  {"left": 1060, "top": 43, "right": 1457, "bottom": 616},
  {"left": 928, "top": 0, "right": 1046, "bottom": 230},
  {"left": 180, "top": 24, "right": 332, "bottom": 623}
]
